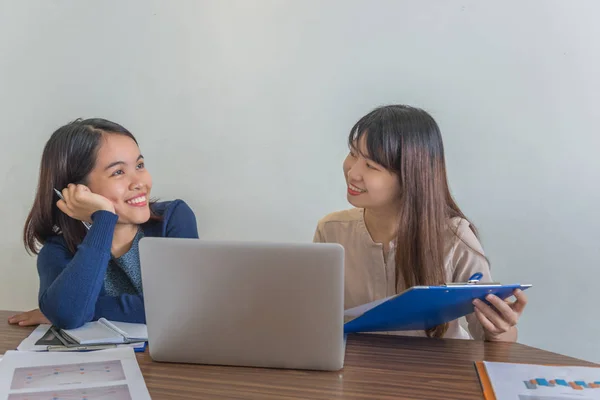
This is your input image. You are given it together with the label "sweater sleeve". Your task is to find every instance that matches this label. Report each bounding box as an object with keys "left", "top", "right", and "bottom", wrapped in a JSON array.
[
  {"left": 37, "top": 211, "right": 118, "bottom": 329},
  {"left": 165, "top": 200, "right": 199, "bottom": 238},
  {"left": 90, "top": 200, "right": 199, "bottom": 323},
  {"left": 93, "top": 294, "right": 146, "bottom": 323}
]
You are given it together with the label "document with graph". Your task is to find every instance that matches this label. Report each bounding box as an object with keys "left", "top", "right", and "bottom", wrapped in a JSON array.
[
  {"left": 0, "top": 347, "right": 150, "bottom": 400},
  {"left": 475, "top": 360, "right": 600, "bottom": 400}
]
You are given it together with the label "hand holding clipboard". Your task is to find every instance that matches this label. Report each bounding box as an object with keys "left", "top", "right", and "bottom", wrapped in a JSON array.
[{"left": 344, "top": 273, "right": 531, "bottom": 334}]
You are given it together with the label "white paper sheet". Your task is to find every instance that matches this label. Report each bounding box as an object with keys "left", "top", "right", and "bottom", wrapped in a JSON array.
[
  {"left": 0, "top": 347, "right": 150, "bottom": 400},
  {"left": 100, "top": 319, "right": 148, "bottom": 341},
  {"left": 343, "top": 295, "right": 395, "bottom": 319},
  {"left": 483, "top": 361, "right": 600, "bottom": 400},
  {"left": 62, "top": 321, "right": 125, "bottom": 344}
]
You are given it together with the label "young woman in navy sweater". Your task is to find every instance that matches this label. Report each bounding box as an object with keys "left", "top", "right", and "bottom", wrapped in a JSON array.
[{"left": 8, "top": 118, "right": 198, "bottom": 329}]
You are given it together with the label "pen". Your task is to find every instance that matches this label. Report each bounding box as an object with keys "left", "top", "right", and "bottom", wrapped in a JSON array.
[
  {"left": 53, "top": 188, "right": 92, "bottom": 230},
  {"left": 47, "top": 344, "right": 118, "bottom": 352}
]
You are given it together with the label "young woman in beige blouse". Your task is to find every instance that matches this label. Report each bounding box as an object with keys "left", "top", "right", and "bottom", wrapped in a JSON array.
[{"left": 314, "top": 105, "right": 527, "bottom": 341}]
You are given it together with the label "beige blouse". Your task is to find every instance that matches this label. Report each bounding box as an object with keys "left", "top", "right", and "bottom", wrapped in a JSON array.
[{"left": 313, "top": 208, "right": 491, "bottom": 340}]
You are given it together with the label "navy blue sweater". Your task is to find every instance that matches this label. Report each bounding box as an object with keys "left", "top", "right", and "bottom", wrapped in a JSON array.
[{"left": 37, "top": 200, "right": 198, "bottom": 329}]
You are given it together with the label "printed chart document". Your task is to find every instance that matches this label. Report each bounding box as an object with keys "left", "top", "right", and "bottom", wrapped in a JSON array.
[
  {"left": 476, "top": 361, "right": 600, "bottom": 400},
  {"left": 0, "top": 347, "right": 150, "bottom": 400}
]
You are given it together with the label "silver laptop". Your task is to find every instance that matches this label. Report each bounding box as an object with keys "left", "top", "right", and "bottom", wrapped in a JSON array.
[{"left": 139, "top": 238, "right": 346, "bottom": 371}]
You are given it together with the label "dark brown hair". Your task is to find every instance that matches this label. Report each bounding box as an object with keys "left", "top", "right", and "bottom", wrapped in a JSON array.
[
  {"left": 24, "top": 118, "right": 147, "bottom": 255},
  {"left": 349, "top": 105, "right": 487, "bottom": 338}
]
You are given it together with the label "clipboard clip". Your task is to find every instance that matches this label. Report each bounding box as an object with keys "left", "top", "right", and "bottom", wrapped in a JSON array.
[
  {"left": 467, "top": 272, "right": 483, "bottom": 283},
  {"left": 443, "top": 272, "right": 502, "bottom": 286}
]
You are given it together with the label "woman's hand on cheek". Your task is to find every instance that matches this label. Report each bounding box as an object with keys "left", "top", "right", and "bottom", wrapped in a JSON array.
[{"left": 57, "top": 184, "right": 115, "bottom": 222}]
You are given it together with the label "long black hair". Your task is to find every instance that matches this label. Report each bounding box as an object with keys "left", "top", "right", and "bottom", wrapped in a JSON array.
[
  {"left": 24, "top": 118, "right": 139, "bottom": 254},
  {"left": 349, "top": 105, "right": 485, "bottom": 338}
]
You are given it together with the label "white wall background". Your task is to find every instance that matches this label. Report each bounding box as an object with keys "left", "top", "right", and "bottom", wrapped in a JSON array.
[{"left": 1, "top": 0, "right": 598, "bottom": 362}]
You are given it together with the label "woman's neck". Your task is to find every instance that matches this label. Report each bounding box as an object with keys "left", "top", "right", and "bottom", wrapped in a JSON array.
[
  {"left": 363, "top": 206, "right": 399, "bottom": 247},
  {"left": 111, "top": 223, "right": 139, "bottom": 258}
]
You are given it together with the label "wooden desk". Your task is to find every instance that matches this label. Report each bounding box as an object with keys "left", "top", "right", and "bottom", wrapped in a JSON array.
[{"left": 1, "top": 310, "right": 596, "bottom": 399}]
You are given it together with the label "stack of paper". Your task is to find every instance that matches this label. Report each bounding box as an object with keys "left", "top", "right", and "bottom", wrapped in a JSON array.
[{"left": 0, "top": 347, "right": 150, "bottom": 400}]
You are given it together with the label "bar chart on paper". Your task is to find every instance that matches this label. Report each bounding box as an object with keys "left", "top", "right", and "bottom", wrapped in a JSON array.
[
  {"left": 524, "top": 378, "right": 600, "bottom": 390},
  {"left": 479, "top": 361, "right": 600, "bottom": 400}
]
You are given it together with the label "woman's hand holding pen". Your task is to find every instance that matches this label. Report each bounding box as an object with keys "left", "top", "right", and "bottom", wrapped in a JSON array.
[{"left": 56, "top": 184, "right": 115, "bottom": 223}]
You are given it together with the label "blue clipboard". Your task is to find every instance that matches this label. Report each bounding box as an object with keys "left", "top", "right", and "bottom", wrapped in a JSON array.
[
  {"left": 134, "top": 342, "right": 147, "bottom": 352},
  {"left": 343, "top": 282, "right": 532, "bottom": 334}
]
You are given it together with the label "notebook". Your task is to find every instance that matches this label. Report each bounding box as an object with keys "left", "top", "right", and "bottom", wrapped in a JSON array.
[
  {"left": 28, "top": 324, "right": 146, "bottom": 352},
  {"left": 344, "top": 282, "right": 532, "bottom": 334},
  {"left": 60, "top": 318, "right": 148, "bottom": 345},
  {"left": 475, "top": 360, "right": 600, "bottom": 399}
]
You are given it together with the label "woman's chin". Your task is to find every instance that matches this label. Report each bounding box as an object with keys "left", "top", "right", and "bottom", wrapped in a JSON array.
[{"left": 117, "top": 207, "right": 151, "bottom": 225}]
